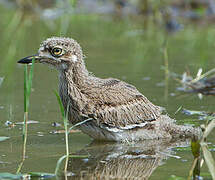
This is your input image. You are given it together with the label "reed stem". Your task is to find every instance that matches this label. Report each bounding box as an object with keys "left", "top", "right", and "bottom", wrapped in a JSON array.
[
  {"left": 17, "top": 60, "right": 35, "bottom": 174},
  {"left": 163, "top": 36, "right": 169, "bottom": 101}
]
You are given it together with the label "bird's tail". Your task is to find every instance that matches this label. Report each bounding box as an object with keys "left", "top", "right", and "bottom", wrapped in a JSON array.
[{"left": 159, "top": 115, "right": 202, "bottom": 139}]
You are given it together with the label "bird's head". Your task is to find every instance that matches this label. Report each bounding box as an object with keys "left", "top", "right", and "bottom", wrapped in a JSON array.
[{"left": 18, "top": 37, "right": 83, "bottom": 70}]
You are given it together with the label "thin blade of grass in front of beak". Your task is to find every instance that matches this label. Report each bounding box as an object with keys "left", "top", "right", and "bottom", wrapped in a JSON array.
[
  {"left": 17, "top": 59, "right": 35, "bottom": 174},
  {"left": 24, "top": 64, "right": 28, "bottom": 113},
  {"left": 23, "top": 58, "right": 35, "bottom": 140}
]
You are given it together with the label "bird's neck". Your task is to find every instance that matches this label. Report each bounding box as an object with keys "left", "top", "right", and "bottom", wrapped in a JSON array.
[
  {"left": 63, "top": 61, "right": 89, "bottom": 87},
  {"left": 58, "top": 61, "right": 90, "bottom": 112}
]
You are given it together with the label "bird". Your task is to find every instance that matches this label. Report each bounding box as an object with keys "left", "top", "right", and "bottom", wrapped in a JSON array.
[{"left": 18, "top": 37, "right": 201, "bottom": 141}]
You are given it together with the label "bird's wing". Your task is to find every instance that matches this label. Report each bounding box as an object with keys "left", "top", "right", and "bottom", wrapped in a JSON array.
[{"left": 81, "top": 78, "right": 162, "bottom": 128}]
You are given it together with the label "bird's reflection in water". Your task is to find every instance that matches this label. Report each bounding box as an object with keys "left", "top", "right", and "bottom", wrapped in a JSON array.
[{"left": 66, "top": 139, "right": 190, "bottom": 179}]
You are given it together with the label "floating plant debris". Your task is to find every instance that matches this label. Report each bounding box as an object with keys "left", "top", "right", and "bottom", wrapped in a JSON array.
[
  {"left": 5, "top": 120, "right": 39, "bottom": 127},
  {"left": 176, "top": 68, "right": 215, "bottom": 96},
  {"left": 182, "top": 108, "right": 215, "bottom": 120},
  {"left": 51, "top": 122, "right": 62, "bottom": 127},
  {"left": 50, "top": 129, "right": 80, "bottom": 134},
  {"left": 15, "top": 120, "right": 39, "bottom": 125},
  {"left": 4, "top": 121, "right": 13, "bottom": 126}
]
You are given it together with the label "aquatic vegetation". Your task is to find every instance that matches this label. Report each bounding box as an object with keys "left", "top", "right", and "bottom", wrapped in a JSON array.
[
  {"left": 188, "top": 118, "right": 215, "bottom": 179},
  {"left": 173, "top": 108, "right": 215, "bottom": 179},
  {"left": 55, "top": 90, "right": 92, "bottom": 174},
  {"left": 55, "top": 91, "right": 70, "bottom": 173},
  {"left": 55, "top": 91, "right": 69, "bottom": 155},
  {"left": 182, "top": 108, "right": 215, "bottom": 121},
  {"left": 22, "top": 59, "right": 35, "bottom": 156},
  {"left": 17, "top": 59, "right": 35, "bottom": 173},
  {"left": 162, "top": 36, "right": 169, "bottom": 101},
  {"left": 181, "top": 108, "right": 215, "bottom": 178},
  {"left": 176, "top": 68, "right": 215, "bottom": 96}
]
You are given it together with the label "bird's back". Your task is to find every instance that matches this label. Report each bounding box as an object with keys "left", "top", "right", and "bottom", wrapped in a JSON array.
[{"left": 77, "top": 77, "right": 162, "bottom": 128}]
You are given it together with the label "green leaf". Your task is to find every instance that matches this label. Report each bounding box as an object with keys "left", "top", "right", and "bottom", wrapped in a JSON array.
[
  {"left": 24, "top": 58, "right": 35, "bottom": 112},
  {"left": 54, "top": 90, "right": 65, "bottom": 118},
  {"left": 0, "top": 136, "right": 10, "bottom": 142},
  {"left": 27, "top": 59, "right": 35, "bottom": 97},
  {"left": 69, "top": 118, "right": 92, "bottom": 132},
  {"left": 201, "top": 143, "right": 215, "bottom": 179},
  {"left": 55, "top": 155, "right": 67, "bottom": 175},
  {"left": 191, "top": 139, "right": 200, "bottom": 158},
  {"left": 202, "top": 119, "right": 215, "bottom": 139},
  {"left": 24, "top": 64, "right": 28, "bottom": 112}
]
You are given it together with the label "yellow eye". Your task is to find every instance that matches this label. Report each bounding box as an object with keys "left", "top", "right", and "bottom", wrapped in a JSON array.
[{"left": 51, "top": 47, "right": 63, "bottom": 57}]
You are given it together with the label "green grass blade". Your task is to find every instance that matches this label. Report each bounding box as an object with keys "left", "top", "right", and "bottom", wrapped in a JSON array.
[
  {"left": 26, "top": 59, "right": 35, "bottom": 112},
  {"left": 23, "top": 60, "right": 35, "bottom": 139},
  {"left": 200, "top": 119, "right": 215, "bottom": 179},
  {"left": 55, "top": 155, "right": 67, "bottom": 175},
  {"left": 27, "top": 59, "right": 35, "bottom": 95},
  {"left": 54, "top": 90, "right": 65, "bottom": 118},
  {"left": 202, "top": 119, "right": 215, "bottom": 139},
  {"left": 55, "top": 91, "right": 70, "bottom": 164},
  {"left": 69, "top": 118, "right": 92, "bottom": 133},
  {"left": 64, "top": 118, "right": 69, "bottom": 157},
  {"left": 201, "top": 143, "right": 215, "bottom": 179},
  {"left": 24, "top": 59, "right": 35, "bottom": 112},
  {"left": 18, "top": 59, "right": 35, "bottom": 174},
  {"left": 24, "top": 65, "right": 28, "bottom": 112},
  {"left": 54, "top": 91, "right": 70, "bottom": 161}
]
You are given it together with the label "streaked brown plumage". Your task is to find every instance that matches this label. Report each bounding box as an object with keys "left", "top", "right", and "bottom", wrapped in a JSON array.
[{"left": 18, "top": 37, "right": 201, "bottom": 141}]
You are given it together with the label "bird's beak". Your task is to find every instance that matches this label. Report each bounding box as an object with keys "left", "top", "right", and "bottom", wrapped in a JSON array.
[{"left": 17, "top": 54, "right": 41, "bottom": 64}]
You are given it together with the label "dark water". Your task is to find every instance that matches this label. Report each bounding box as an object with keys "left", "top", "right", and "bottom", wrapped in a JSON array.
[{"left": 0, "top": 2, "right": 215, "bottom": 179}]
